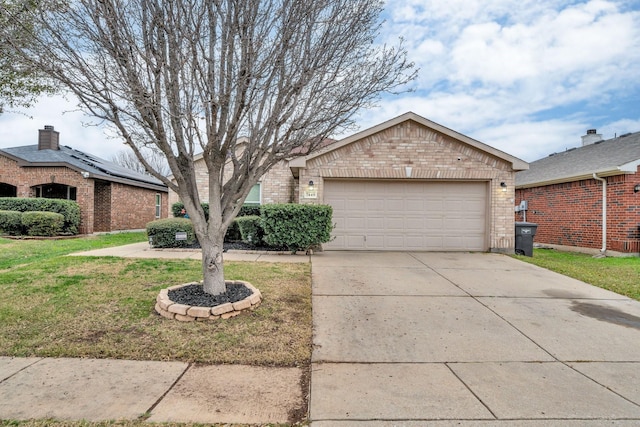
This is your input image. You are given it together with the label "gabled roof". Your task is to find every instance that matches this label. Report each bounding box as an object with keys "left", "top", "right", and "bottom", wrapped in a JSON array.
[
  {"left": 516, "top": 131, "right": 640, "bottom": 188},
  {"left": 0, "top": 144, "right": 168, "bottom": 192},
  {"left": 290, "top": 112, "right": 529, "bottom": 171}
]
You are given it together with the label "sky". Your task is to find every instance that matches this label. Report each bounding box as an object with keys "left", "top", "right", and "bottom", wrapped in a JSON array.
[{"left": 1, "top": 0, "right": 639, "bottom": 163}]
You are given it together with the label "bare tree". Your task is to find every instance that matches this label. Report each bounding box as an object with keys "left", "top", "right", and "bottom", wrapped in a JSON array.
[
  {"left": 111, "top": 148, "right": 170, "bottom": 177},
  {"left": 7, "top": 0, "right": 415, "bottom": 295}
]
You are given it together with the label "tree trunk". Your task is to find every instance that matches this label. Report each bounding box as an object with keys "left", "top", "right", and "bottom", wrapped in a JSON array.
[{"left": 200, "top": 235, "right": 226, "bottom": 295}]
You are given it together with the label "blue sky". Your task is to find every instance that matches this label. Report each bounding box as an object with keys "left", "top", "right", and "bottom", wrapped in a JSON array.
[{"left": 1, "top": 0, "right": 639, "bottom": 162}]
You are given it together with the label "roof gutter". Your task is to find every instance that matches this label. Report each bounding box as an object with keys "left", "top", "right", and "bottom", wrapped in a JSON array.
[{"left": 592, "top": 173, "right": 607, "bottom": 257}]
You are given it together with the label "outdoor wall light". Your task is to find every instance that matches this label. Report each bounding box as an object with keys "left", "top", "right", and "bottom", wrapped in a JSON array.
[
  {"left": 634, "top": 184, "right": 640, "bottom": 193},
  {"left": 308, "top": 180, "right": 314, "bottom": 189},
  {"left": 500, "top": 182, "right": 507, "bottom": 192}
]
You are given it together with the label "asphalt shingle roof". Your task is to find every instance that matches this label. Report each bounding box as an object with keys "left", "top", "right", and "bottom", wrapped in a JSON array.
[
  {"left": 516, "top": 131, "right": 640, "bottom": 188},
  {"left": 1, "top": 144, "right": 167, "bottom": 191}
]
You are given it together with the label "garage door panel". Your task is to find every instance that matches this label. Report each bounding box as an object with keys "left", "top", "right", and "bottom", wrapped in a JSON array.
[
  {"left": 346, "top": 216, "right": 366, "bottom": 230},
  {"left": 366, "top": 235, "right": 384, "bottom": 248},
  {"left": 346, "top": 198, "right": 365, "bottom": 210},
  {"left": 385, "top": 235, "right": 405, "bottom": 249},
  {"left": 366, "top": 198, "right": 385, "bottom": 210},
  {"left": 385, "top": 217, "right": 405, "bottom": 230},
  {"left": 346, "top": 235, "right": 365, "bottom": 248},
  {"left": 366, "top": 217, "right": 384, "bottom": 229},
  {"left": 405, "top": 199, "right": 424, "bottom": 211},
  {"left": 406, "top": 217, "right": 424, "bottom": 230},
  {"left": 325, "top": 180, "right": 487, "bottom": 251}
]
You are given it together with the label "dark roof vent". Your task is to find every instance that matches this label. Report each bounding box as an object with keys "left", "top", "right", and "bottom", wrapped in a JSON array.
[
  {"left": 38, "top": 125, "right": 60, "bottom": 151},
  {"left": 587, "top": 129, "right": 597, "bottom": 135}
]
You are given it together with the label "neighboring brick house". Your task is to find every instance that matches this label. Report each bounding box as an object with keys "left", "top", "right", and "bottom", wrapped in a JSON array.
[
  {"left": 0, "top": 126, "right": 169, "bottom": 234},
  {"left": 515, "top": 130, "right": 640, "bottom": 256},
  {"left": 171, "top": 112, "right": 528, "bottom": 252}
]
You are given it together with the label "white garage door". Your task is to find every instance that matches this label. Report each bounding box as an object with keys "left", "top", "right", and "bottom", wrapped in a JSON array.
[{"left": 324, "top": 180, "right": 488, "bottom": 251}]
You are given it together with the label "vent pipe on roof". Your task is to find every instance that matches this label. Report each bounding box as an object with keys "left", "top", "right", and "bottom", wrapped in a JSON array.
[
  {"left": 38, "top": 125, "right": 60, "bottom": 150},
  {"left": 581, "top": 129, "right": 603, "bottom": 146}
]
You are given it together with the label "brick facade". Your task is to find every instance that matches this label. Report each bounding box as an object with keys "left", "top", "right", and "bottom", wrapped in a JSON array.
[
  {"left": 515, "top": 168, "right": 640, "bottom": 254},
  {"left": 110, "top": 183, "right": 168, "bottom": 231},
  {"left": 0, "top": 153, "right": 168, "bottom": 234},
  {"left": 298, "top": 119, "right": 517, "bottom": 252},
  {"left": 168, "top": 116, "right": 521, "bottom": 252},
  {"left": 168, "top": 156, "right": 295, "bottom": 207}
]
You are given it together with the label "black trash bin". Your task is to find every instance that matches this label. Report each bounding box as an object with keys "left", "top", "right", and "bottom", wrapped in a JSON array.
[{"left": 515, "top": 222, "right": 538, "bottom": 257}]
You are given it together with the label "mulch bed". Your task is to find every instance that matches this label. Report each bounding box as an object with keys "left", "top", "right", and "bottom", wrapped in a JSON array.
[{"left": 168, "top": 282, "right": 253, "bottom": 306}]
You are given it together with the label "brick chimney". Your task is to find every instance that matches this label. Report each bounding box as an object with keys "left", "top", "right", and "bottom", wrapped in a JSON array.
[
  {"left": 38, "top": 125, "right": 60, "bottom": 150},
  {"left": 581, "top": 129, "right": 603, "bottom": 146}
]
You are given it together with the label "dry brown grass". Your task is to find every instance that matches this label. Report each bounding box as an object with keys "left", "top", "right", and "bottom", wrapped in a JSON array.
[{"left": 0, "top": 256, "right": 312, "bottom": 367}]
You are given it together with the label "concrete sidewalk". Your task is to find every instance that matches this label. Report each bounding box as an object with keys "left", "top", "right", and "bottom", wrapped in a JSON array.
[
  {"left": 309, "top": 251, "right": 640, "bottom": 426},
  {"left": 0, "top": 358, "right": 304, "bottom": 424},
  {"left": 70, "top": 241, "right": 310, "bottom": 263}
]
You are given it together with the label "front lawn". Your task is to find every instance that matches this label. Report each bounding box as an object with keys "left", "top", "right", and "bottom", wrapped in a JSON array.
[
  {"left": 0, "top": 235, "right": 312, "bottom": 366},
  {"left": 516, "top": 249, "right": 640, "bottom": 301},
  {"left": 0, "top": 232, "right": 148, "bottom": 270}
]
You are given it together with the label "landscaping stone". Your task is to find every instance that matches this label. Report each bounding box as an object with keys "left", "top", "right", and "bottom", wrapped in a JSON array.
[
  {"left": 155, "top": 281, "right": 262, "bottom": 322},
  {"left": 187, "top": 306, "right": 212, "bottom": 318},
  {"left": 175, "top": 314, "right": 196, "bottom": 322},
  {"left": 167, "top": 303, "right": 190, "bottom": 315},
  {"left": 232, "top": 299, "right": 251, "bottom": 311}
]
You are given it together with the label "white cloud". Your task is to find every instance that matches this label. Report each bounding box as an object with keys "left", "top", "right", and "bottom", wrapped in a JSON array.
[
  {"left": 2, "top": 0, "right": 639, "bottom": 165},
  {"left": 373, "top": 0, "right": 640, "bottom": 161},
  {"left": 0, "top": 95, "right": 122, "bottom": 160}
]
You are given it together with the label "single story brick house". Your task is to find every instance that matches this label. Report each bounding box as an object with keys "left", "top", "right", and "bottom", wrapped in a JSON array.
[
  {"left": 515, "top": 130, "right": 640, "bottom": 256},
  {"left": 170, "top": 112, "right": 528, "bottom": 252},
  {"left": 0, "top": 125, "right": 169, "bottom": 234}
]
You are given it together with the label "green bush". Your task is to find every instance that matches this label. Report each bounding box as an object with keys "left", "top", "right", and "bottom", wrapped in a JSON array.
[
  {"left": 0, "top": 210, "right": 23, "bottom": 235},
  {"left": 146, "top": 218, "right": 196, "bottom": 248},
  {"left": 239, "top": 205, "right": 261, "bottom": 217},
  {"left": 21, "top": 211, "right": 65, "bottom": 237},
  {"left": 171, "top": 201, "right": 261, "bottom": 242},
  {"left": 226, "top": 220, "right": 242, "bottom": 242},
  {"left": 261, "top": 204, "right": 333, "bottom": 253},
  {"left": 172, "top": 201, "right": 260, "bottom": 219},
  {"left": 171, "top": 201, "right": 209, "bottom": 220},
  {"left": 235, "top": 215, "right": 264, "bottom": 245},
  {"left": 0, "top": 198, "right": 80, "bottom": 234}
]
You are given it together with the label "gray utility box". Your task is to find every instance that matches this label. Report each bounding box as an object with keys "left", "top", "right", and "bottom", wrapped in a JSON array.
[{"left": 515, "top": 222, "right": 538, "bottom": 257}]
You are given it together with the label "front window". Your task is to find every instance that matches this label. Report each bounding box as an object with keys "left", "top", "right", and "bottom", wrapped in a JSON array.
[
  {"left": 34, "top": 184, "right": 77, "bottom": 200},
  {"left": 245, "top": 183, "right": 261, "bottom": 206},
  {"left": 155, "top": 194, "right": 161, "bottom": 218}
]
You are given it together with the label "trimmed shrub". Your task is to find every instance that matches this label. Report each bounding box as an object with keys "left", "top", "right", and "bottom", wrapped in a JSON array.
[
  {"left": 261, "top": 204, "right": 333, "bottom": 253},
  {"left": 0, "top": 210, "right": 23, "bottom": 236},
  {"left": 0, "top": 198, "right": 80, "bottom": 235},
  {"left": 172, "top": 201, "right": 260, "bottom": 242},
  {"left": 171, "top": 201, "right": 210, "bottom": 220},
  {"left": 146, "top": 217, "right": 196, "bottom": 248},
  {"left": 235, "top": 215, "right": 264, "bottom": 245},
  {"left": 225, "top": 220, "right": 242, "bottom": 242},
  {"left": 239, "top": 205, "right": 261, "bottom": 217},
  {"left": 172, "top": 201, "right": 259, "bottom": 219},
  {"left": 21, "top": 211, "right": 64, "bottom": 237}
]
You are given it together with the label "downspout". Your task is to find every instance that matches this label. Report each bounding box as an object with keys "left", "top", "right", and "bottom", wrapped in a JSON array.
[{"left": 592, "top": 173, "right": 607, "bottom": 256}]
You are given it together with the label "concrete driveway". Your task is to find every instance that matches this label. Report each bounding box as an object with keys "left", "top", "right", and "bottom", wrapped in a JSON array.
[{"left": 309, "top": 251, "right": 640, "bottom": 425}]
